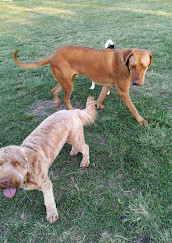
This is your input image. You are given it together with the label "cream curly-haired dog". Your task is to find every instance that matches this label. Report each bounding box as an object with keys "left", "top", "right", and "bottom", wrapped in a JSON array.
[{"left": 0, "top": 97, "right": 96, "bottom": 223}]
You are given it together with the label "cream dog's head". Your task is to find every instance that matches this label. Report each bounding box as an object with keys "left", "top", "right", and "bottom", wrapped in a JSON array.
[
  {"left": 124, "top": 49, "right": 152, "bottom": 86},
  {"left": 0, "top": 145, "right": 28, "bottom": 198}
]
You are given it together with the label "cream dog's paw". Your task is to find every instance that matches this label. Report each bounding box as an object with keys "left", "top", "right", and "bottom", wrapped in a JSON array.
[
  {"left": 80, "top": 159, "right": 90, "bottom": 168},
  {"left": 47, "top": 209, "right": 59, "bottom": 223},
  {"left": 70, "top": 148, "right": 78, "bottom": 156}
]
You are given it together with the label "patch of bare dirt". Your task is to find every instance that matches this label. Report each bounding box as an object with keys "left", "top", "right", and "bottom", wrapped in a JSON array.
[
  {"left": 32, "top": 100, "right": 57, "bottom": 118},
  {"left": 135, "top": 234, "right": 151, "bottom": 243},
  {"left": 98, "top": 134, "right": 106, "bottom": 145},
  {"left": 29, "top": 100, "right": 85, "bottom": 120},
  {"left": 87, "top": 133, "right": 107, "bottom": 145}
]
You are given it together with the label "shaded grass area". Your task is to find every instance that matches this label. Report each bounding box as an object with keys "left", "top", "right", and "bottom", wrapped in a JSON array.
[{"left": 0, "top": 0, "right": 172, "bottom": 242}]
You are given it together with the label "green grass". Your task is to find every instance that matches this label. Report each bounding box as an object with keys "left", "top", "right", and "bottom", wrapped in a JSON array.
[{"left": 0, "top": 0, "right": 172, "bottom": 242}]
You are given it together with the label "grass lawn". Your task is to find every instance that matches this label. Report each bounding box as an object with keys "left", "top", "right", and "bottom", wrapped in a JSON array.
[{"left": 0, "top": 0, "right": 171, "bottom": 242}]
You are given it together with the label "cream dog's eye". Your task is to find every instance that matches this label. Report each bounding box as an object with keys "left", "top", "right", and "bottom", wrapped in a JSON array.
[{"left": 12, "top": 161, "right": 20, "bottom": 167}]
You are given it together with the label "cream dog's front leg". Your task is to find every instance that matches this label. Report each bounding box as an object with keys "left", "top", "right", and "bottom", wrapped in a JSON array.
[{"left": 41, "top": 176, "right": 59, "bottom": 223}]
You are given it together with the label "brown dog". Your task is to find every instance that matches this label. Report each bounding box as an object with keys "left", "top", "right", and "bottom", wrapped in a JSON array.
[
  {"left": 0, "top": 97, "right": 96, "bottom": 223},
  {"left": 14, "top": 46, "right": 152, "bottom": 125}
]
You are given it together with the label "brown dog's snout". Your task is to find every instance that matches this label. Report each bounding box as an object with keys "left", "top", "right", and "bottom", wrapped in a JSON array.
[
  {"left": 132, "top": 79, "right": 140, "bottom": 85},
  {"left": 0, "top": 178, "right": 10, "bottom": 188}
]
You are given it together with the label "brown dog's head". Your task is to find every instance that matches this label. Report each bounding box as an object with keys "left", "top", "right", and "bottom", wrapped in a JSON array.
[
  {"left": 0, "top": 146, "right": 28, "bottom": 198},
  {"left": 124, "top": 49, "right": 152, "bottom": 86}
]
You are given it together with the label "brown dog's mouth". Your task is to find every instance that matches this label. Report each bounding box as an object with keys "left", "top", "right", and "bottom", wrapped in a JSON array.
[{"left": 3, "top": 186, "right": 17, "bottom": 198}]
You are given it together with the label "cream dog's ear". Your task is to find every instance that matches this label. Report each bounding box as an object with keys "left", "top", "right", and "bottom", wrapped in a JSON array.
[{"left": 124, "top": 49, "right": 133, "bottom": 65}]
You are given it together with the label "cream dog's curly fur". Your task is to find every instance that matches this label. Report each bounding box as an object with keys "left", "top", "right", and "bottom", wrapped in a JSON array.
[{"left": 0, "top": 97, "right": 96, "bottom": 223}]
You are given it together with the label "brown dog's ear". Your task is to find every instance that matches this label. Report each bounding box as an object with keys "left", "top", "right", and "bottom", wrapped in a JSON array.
[
  {"left": 124, "top": 49, "right": 133, "bottom": 65},
  {"left": 148, "top": 51, "right": 153, "bottom": 67}
]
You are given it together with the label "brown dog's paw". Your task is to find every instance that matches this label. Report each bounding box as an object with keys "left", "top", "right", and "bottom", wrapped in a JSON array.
[
  {"left": 47, "top": 210, "right": 59, "bottom": 223},
  {"left": 97, "top": 104, "right": 105, "bottom": 110},
  {"left": 54, "top": 101, "right": 60, "bottom": 107},
  {"left": 138, "top": 119, "right": 148, "bottom": 125}
]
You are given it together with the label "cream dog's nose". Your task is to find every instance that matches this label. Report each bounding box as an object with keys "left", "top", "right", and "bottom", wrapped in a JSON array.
[{"left": 0, "top": 178, "right": 10, "bottom": 188}]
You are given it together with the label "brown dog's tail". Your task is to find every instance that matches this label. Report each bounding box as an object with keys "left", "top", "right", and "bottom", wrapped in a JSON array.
[
  {"left": 79, "top": 96, "right": 97, "bottom": 126},
  {"left": 13, "top": 49, "right": 51, "bottom": 69}
]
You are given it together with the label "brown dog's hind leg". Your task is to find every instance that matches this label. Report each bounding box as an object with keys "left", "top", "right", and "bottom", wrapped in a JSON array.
[
  {"left": 97, "top": 86, "right": 111, "bottom": 110},
  {"left": 51, "top": 84, "right": 62, "bottom": 107},
  {"left": 63, "top": 82, "right": 74, "bottom": 110},
  {"left": 51, "top": 67, "right": 75, "bottom": 110},
  {"left": 117, "top": 87, "right": 148, "bottom": 125}
]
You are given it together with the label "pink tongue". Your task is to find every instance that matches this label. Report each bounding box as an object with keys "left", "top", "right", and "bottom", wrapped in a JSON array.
[{"left": 4, "top": 187, "right": 17, "bottom": 198}]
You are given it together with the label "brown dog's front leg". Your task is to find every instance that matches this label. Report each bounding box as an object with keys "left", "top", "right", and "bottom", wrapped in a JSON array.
[
  {"left": 41, "top": 176, "right": 59, "bottom": 223},
  {"left": 117, "top": 88, "right": 148, "bottom": 125},
  {"left": 97, "top": 86, "right": 111, "bottom": 110}
]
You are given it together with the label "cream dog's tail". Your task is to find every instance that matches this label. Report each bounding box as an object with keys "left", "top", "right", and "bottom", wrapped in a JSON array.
[
  {"left": 79, "top": 97, "right": 96, "bottom": 125},
  {"left": 13, "top": 49, "right": 51, "bottom": 69}
]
